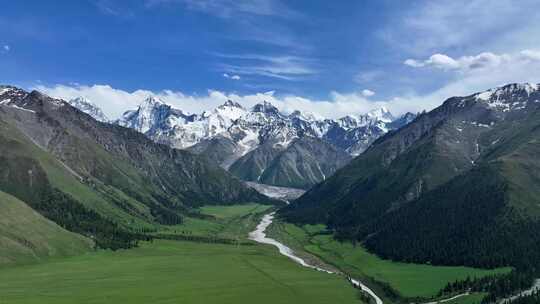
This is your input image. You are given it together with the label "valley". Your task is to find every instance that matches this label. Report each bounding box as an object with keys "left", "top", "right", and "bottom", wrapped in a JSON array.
[
  {"left": 2, "top": 84, "right": 540, "bottom": 304},
  {"left": 4, "top": 3, "right": 540, "bottom": 303},
  {"left": 0, "top": 202, "right": 362, "bottom": 304},
  {"left": 0, "top": 240, "right": 362, "bottom": 304},
  {"left": 267, "top": 221, "right": 510, "bottom": 302}
]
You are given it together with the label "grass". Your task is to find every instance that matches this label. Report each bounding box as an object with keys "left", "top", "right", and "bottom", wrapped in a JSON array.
[
  {"left": 268, "top": 221, "right": 511, "bottom": 300},
  {"left": 157, "top": 203, "right": 272, "bottom": 240},
  {"left": 0, "top": 240, "right": 363, "bottom": 304},
  {"left": 0, "top": 190, "right": 93, "bottom": 266},
  {"left": 200, "top": 203, "right": 271, "bottom": 219}
]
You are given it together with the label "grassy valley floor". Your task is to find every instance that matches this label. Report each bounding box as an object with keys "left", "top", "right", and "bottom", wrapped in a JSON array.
[
  {"left": 267, "top": 221, "right": 511, "bottom": 303},
  {"left": 0, "top": 240, "right": 362, "bottom": 304},
  {"left": 0, "top": 203, "right": 364, "bottom": 304},
  {"left": 0, "top": 201, "right": 509, "bottom": 304}
]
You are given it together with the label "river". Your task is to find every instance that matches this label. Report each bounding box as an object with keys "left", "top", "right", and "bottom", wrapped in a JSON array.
[{"left": 249, "top": 210, "right": 383, "bottom": 304}]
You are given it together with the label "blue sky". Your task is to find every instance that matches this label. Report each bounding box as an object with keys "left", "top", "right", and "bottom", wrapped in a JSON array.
[{"left": 2, "top": 0, "right": 540, "bottom": 118}]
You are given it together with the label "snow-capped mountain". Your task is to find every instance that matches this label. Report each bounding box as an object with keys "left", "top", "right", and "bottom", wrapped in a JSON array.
[
  {"left": 114, "top": 97, "right": 415, "bottom": 189},
  {"left": 472, "top": 83, "right": 540, "bottom": 111},
  {"left": 68, "top": 97, "right": 109, "bottom": 122}
]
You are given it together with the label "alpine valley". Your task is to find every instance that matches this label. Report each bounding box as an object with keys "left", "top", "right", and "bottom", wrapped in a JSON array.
[
  {"left": 7, "top": 3, "right": 540, "bottom": 304},
  {"left": 4, "top": 82, "right": 540, "bottom": 304}
]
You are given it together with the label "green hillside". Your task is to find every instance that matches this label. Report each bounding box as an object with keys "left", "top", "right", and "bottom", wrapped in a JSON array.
[
  {"left": 281, "top": 84, "right": 540, "bottom": 270},
  {"left": 0, "top": 87, "right": 272, "bottom": 254},
  {"left": 0, "top": 190, "right": 93, "bottom": 266}
]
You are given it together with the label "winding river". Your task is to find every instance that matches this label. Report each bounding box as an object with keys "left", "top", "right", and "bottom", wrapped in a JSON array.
[{"left": 249, "top": 210, "right": 383, "bottom": 304}]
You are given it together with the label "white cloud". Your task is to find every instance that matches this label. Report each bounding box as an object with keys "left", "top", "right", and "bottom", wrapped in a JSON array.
[
  {"left": 216, "top": 54, "right": 318, "bottom": 80},
  {"left": 395, "top": 49, "right": 540, "bottom": 114},
  {"left": 36, "top": 45, "right": 540, "bottom": 123},
  {"left": 405, "top": 50, "right": 540, "bottom": 73},
  {"left": 223, "top": 73, "right": 241, "bottom": 80},
  {"left": 404, "top": 54, "right": 460, "bottom": 70},
  {"left": 361, "top": 89, "right": 375, "bottom": 97},
  {"left": 3, "top": 45, "right": 9, "bottom": 52},
  {"left": 35, "top": 83, "right": 411, "bottom": 120}
]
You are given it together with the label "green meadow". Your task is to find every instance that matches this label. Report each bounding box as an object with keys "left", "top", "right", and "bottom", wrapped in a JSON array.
[
  {"left": 0, "top": 203, "right": 363, "bottom": 304},
  {"left": 268, "top": 221, "right": 511, "bottom": 300},
  {"left": 0, "top": 240, "right": 361, "bottom": 304},
  {"left": 156, "top": 203, "right": 272, "bottom": 240}
]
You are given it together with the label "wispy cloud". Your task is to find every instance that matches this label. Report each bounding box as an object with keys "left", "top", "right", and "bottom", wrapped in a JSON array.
[
  {"left": 145, "top": 0, "right": 298, "bottom": 19},
  {"left": 215, "top": 53, "right": 318, "bottom": 80},
  {"left": 380, "top": 0, "right": 540, "bottom": 56},
  {"left": 145, "top": 0, "right": 307, "bottom": 50},
  {"left": 1, "top": 45, "right": 9, "bottom": 54},
  {"left": 92, "top": 0, "right": 135, "bottom": 18},
  {"left": 354, "top": 70, "right": 384, "bottom": 84}
]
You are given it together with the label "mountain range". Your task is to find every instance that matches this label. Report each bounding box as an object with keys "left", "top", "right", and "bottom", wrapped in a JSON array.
[
  {"left": 112, "top": 97, "right": 415, "bottom": 188},
  {"left": 0, "top": 85, "right": 270, "bottom": 257},
  {"left": 281, "top": 83, "right": 540, "bottom": 270}
]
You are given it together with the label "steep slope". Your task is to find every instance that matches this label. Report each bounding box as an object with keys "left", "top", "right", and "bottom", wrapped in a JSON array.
[
  {"left": 68, "top": 97, "right": 109, "bottom": 122},
  {"left": 281, "top": 83, "right": 540, "bottom": 268},
  {"left": 363, "top": 105, "right": 540, "bottom": 269},
  {"left": 230, "top": 137, "right": 351, "bottom": 189},
  {"left": 0, "top": 86, "right": 270, "bottom": 250},
  {"left": 0, "top": 190, "right": 93, "bottom": 265}
]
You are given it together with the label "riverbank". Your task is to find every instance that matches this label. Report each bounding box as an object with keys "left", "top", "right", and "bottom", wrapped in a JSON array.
[
  {"left": 265, "top": 219, "right": 510, "bottom": 302},
  {"left": 249, "top": 211, "right": 383, "bottom": 304}
]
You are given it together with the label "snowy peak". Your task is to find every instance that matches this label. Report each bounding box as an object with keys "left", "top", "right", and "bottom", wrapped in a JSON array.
[
  {"left": 252, "top": 101, "right": 279, "bottom": 115},
  {"left": 214, "top": 100, "right": 247, "bottom": 122},
  {"left": 289, "top": 110, "right": 321, "bottom": 122},
  {"left": 115, "top": 95, "right": 415, "bottom": 158},
  {"left": 472, "top": 82, "right": 540, "bottom": 112},
  {"left": 337, "top": 115, "right": 361, "bottom": 128},
  {"left": 219, "top": 99, "right": 244, "bottom": 109},
  {"left": 137, "top": 96, "right": 169, "bottom": 114},
  {"left": 141, "top": 96, "right": 165, "bottom": 106},
  {"left": 0, "top": 85, "right": 28, "bottom": 102},
  {"left": 68, "top": 97, "right": 109, "bottom": 122},
  {"left": 367, "top": 107, "right": 394, "bottom": 123},
  {"left": 117, "top": 96, "right": 182, "bottom": 134}
]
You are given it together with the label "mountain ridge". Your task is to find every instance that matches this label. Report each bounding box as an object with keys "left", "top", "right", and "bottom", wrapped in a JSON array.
[
  {"left": 281, "top": 82, "right": 540, "bottom": 269},
  {"left": 0, "top": 86, "right": 272, "bottom": 251},
  {"left": 112, "top": 96, "right": 415, "bottom": 188}
]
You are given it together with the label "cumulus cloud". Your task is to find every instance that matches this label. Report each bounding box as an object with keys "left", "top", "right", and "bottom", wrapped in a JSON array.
[
  {"left": 35, "top": 45, "right": 540, "bottom": 122},
  {"left": 35, "top": 83, "right": 412, "bottom": 120},
  {"left": 405, "top": 50, "right": 540, "bottom": 72}
]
